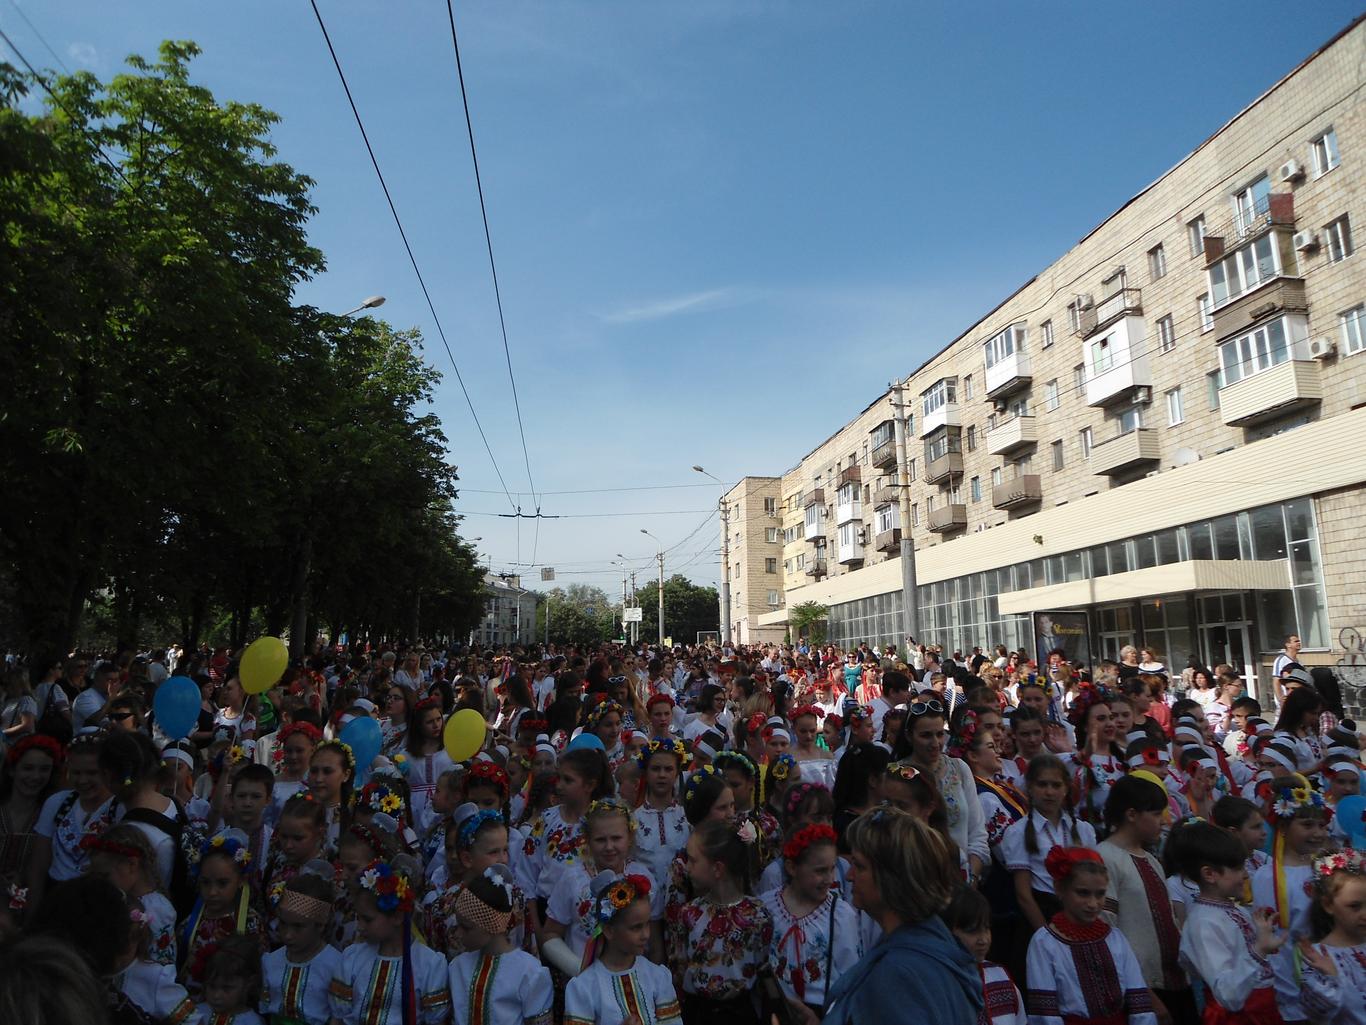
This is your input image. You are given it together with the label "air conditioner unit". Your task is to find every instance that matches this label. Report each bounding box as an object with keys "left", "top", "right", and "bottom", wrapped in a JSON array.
[
  {"left": 1293, "top": 230, "right": 1320, "bottom": 252},
  {"left": 1279, "top": 159, "right": 1305, "bottom": 183},
  {"left": 1132, "top": 386, "right": 1152, "bottom": 404},
  {"left": 1075, "top": 293, "right": 1094, "bottom": 310},
  {"left": 1309, "top": 336, "right": 1337, "bottom": 360},
  {"left": 992, "top": 398, "right": 1009, "bottom": 414}
]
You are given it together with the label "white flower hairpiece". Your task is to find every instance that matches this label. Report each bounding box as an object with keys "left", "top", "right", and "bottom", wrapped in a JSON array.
[
  {"left": 736, "top": 819, "right": 758, "bottom": 845},
  {"left": 483, "top": 864, "right": 517, "bottom": 907}
]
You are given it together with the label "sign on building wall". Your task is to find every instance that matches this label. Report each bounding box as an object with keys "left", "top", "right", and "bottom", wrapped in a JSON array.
[{"left": 1033, "top": 611, "right": 1093, "bottom": 672}]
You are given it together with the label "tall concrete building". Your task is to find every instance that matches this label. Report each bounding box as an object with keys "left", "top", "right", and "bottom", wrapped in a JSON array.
[
  {"left": 748, "top": 16, "right": 1366, "bottom": 703},
  {"left": 722, "top": 476, "right": 786, "bottom": 645},
  {"left": 473, "top": 573, "right": 538, "bottom": 647}
]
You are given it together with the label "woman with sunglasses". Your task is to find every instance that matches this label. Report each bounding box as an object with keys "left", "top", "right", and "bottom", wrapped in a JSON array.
[
  {"left": 896, "top": 697, "right": 988, "bottom": 884},
  {"left": 378, "top": 685, "right": 413, "bottom": 757}
]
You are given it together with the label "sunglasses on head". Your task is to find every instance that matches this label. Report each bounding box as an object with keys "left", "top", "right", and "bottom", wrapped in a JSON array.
[
  {"left": 608, "top": 675, "right": 627, "bottom": 685},
  {"left": 886, "top": 762, "right": 921, "bottom": 781},
  {"left": 908, "top": 699, "right": 944, "bottom": 717}
]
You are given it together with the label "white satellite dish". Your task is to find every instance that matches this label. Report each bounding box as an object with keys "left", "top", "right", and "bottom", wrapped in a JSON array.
[{"left": 1172, "top": 447, "right": 1201, "bottom": 466}]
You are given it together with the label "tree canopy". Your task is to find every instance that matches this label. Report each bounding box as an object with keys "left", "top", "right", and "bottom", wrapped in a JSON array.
[
  {"left": 634, "top": 575, "right": 720, "bottom": 645},
  {"left": 0, "top": 43, "right": 486, "bottom": 655}
]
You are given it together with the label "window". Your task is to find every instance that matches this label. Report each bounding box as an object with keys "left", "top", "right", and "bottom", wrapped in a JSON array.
[
  {"left": 1233, "top": 174, "right": 1271, "bottom": 235},
  {"left": 1166, "top": 387, "right": 1184, "bottom": 426},
  {"left": 1009, "top": 397, "right": 1030, "bottom": 419},
  {"left": 796, "top": 553, "right": 805, "bottom": 569},
  {"left": 966, "top": 425, "right": 977, "bottom": 452},
  {"left": 765, "top": 558, "right": 777, "bottom": 574},
  {"left": 1340, "top": 304, "right": 1365, "bottom": 355},
  {"left": 1148, "top": 243, "right": 1167, "bottom": 280},
  {"left": 1187, "top": 215, "right": 1206, "bottom": 257},
  {"left": 1219, "top": 318, "right": 1290, "bottom": 386},
  {"left": 768, "top": 590, "right": 781, "bottom": 607},
  {"left": 1208, "top": 233, "right": 1280, "bottom": 307},
  {"left": 1206, "top": 370, "right": 1222, "bottom": 410},
  {"left": 1325, "top": 216, "right": 1354, "bottom": 263},
  {"left": 1158, "top": 314, "right": 1176, "bottom": 353},
  {"left": 990, "top": 467, "right": 1002, "bottom": 487},
  {"left": 921, "top": 379, "right": 957, "bottom": 418},
  {"left": 1103, "top": 267, "right": 1127, "bottom": 295},
  {"left": 765, "top": 527, "right": 779, "bottom": 543},
  {"left": 1044, "top": 379, "right": 1060, "bottom": 411},
  {"left": 970, "top": 476, "right": 982, "bottom": 503},
  {"left": 1312, "top": 128, "right": 1339, "bottom": 177},
  {"left": 1090, "top": 338, "right": 1114, "bottom": 375},
  {"left": 1051, "top": 440, "right": 1065, "bottom": 471},
  {"left": 1067, "top": 300, "right": 1084, "bottom": 333},
  {"left": 1041, "top": 320, "right": 1054, "bottom": 349},
  {"left": 876, "top": 504, "right": 898, "bottom": 533},
  {"left": 908, "top": 458, "right": 916, "bottom": 482},
  {"left": 911, "top": 503, "right": 919, "bottom": 526},
  {"left": 924, "top": 430, "right": 960, "bottom": 463},
  {"left": 783, "top": 559, "right": 791, "bottom": 574},
  {"left": 963, "top": 374, "right": 974, "bottom": 401},
  {"left": 1117, "top": 407, "right": 1142, "bottom": 435},
  {"left": 1073, "top": 363, "right": 1086, "bottom": 391},
  {"left": 948, "top": 484, "right": 962, "bottom": 505},
  {"left": 763, "top": 496, "right": 777, "bottom": 514},
  {"left": 871, "top": 421, "right": 894, "bottom": 449},
  {"left": 1198, "top": 294, "right": 1213, "bottom": 332},
  {"left": 1080, "top": 427, "right": 1094, "bottom": 459},
  {"left": 983, "top": 324, "right": 1026, "bottom": 370}
]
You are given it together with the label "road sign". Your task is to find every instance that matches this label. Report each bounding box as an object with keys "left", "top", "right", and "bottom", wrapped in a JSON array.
[
  {"left": 540, "top": 567, "right": 555, "bottom": 581},
  {"left": 623, "top": 607, "right": 643, "bottom": 623}
]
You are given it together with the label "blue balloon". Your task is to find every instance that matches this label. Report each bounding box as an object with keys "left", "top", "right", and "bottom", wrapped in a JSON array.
[
  {"left": 566, "top": 732, "right": 605, "bottom": 752},
  {"left": 340, "top": 716, "right": 383, "bottom": 785},
  {"left": 1336, "top": 794, "right": 1366, "bottom": 846},
  {"left": 153, "top": 676, "right": 200, "bottom": 740}
]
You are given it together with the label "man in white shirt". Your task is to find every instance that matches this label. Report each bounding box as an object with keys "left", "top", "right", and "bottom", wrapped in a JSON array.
[
  {"left": 72, "top": 662, "right": 119, "bottom": 731},
  {"left": 147, "top": 650, "right": 169, "bottom": 686},
  {"left": 1271, "top": 634, "right": 1301, "bottom": 707},
  {"left": 869, "top": 670, "right": 912, "bottom": 738}
]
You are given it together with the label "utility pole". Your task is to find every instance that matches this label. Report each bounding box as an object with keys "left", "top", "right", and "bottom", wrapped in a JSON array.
[
  {"left": 692, "top": 466, "right": 731, "bottom": 645},
  {"left": 544, "top": 592, "right": 550, "bottom": 646},
  {"left": 629, "top": 571, "right": 639, "bottom": 646},
  {"left": 655, "top": 549, "right": 665, "bottom": 647},
  {"left": 890, "top": 378, "right": 922, "bottom": 650}
]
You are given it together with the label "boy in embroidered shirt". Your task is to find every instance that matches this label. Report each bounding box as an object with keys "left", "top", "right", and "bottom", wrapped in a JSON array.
[{"left": 946, "top": 886, "right": 1023, "bottom": 1025}]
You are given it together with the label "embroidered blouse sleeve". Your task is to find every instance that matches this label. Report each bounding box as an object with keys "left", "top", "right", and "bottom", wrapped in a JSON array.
[
  {"left": 1177, "top": 908, "right": 1260, "bottom": 1012},
  {"left": 1299, "top": 945, "right": 1345, "bottom": 1022},
  {"left": 1024, "top": 930, "right": 1065, "bottom": 1025}
]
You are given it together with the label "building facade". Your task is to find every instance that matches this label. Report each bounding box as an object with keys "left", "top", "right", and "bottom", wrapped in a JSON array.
[
  {"left": 722, "top": 476, "right": 787, "bottom": 645},
  {"left": 473, "top": 573, "right": 538, "bottom": 648},
  {"left": 752, "top": 17, "right": 1366, "bottom": 705}
]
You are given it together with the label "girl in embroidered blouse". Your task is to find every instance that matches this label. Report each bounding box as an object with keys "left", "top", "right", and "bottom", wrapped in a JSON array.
[
  {"left": 1064, "top": 685, "right": 1127, "bottom": 835},
  {"left": 1001, "top": 754, "right": 1096, "bottom": 933},
  {"left": 402, "top": 697, "right": 454, "bottom": 833},
  {"left": 898, "top": 699, "right": 988, "bottom": 882},
  {"left": 264, "top": 793, "right": 329, "bottom": 923},
  {"left": 631, "top": 739, "right": 689, "bottom": 890},
  {"left": 761, "top": 823, "right": 862, "bottom": 1017},
  {"left": 86, "top": 823, "right": 179, "bottom": 966},
  {"left": 271, "top": 721, "right": 320, "bottom": 825},
  {"left": 178, "top": 830, "right": 263, "bottom": 995},
  {"left": 564, "top": 872, "right": 682, "bottom": 1025},
  {"left": 525, "top": 748, "right": 611, "bottom": 903},
  {"left": 945, "top": 885, "right": 1024, "bottom": 1025},
  {"left": 261, "top": 872, "right": 343, "bottom": 1025},
  {"left": 1298, "top": 848, "right": 1366, "bottom": 1025},
  {"left": 1024, "top": 847, "right": 1156, "bottom": 1025},
  {"left": 29, "top": 731, "right": 113, "bottom": 904},
  {"left": 448, "top": 865, "right": 553, "bottom": 1025},
  {"left": 196, "top": 934, "right": 265, "bottom": 1025},
  {"left": 306, "top": 741, "right": 355, "bottom": 856},
  {"left": 673, "top": 817, "right": 773, "bottom": 1025}
]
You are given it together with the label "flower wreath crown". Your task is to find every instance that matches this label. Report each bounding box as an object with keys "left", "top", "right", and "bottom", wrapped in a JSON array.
[
  {"left": 358, "top": 859, "right": 415, "bottom": 914},
  {"left": 314, "top": 738, "right": 355, "bottom": 773},
  {"left": 1313, "top": 848, "right": 1366, "bottom": 879},
  {"left": 1065, "top": 683, "right": 1116, "bottom": 730},
  {"left": 1267, "top": 774, "right": 1331, "bottom": 825},
  {"left": 713, "top": 750, "right": 757, "bottom": 780},
  {"left": 465, "top": 759, "right": 510, "bottom": 795},
  {"left": 585, "top": 699, "right": 624, "bottom": 733},
  {"left": 638, "top": 737, "right": 687, "bottom": 772},
  {"left": 782, "top": 823, "right": 837, "bottom": 862},
  {"left": 789, "top": 704, "right": 823, "bottom": 723},
  {"left": 586, "top": 796, "right": 637, "bottom": 832},
  {"left": 947, "top": 709, "right": 981, "bottom": 761},
  {"left": 769, "top": 751, "right": 796, "bottom": 783},
  {"left": 5, "top": 733, "right": 63, "bottom": 768},
  {"left": 194, "top": 832, "right": 252, "bottom": 874},
  {"left": 590, "top": 872, "right": 651, "bottom": 925},
  {"left": 683, "top": 764, "right": 721, "bottom": 804},
  {"left": 277, "top": 722, "right": 323, "bottom": 747},
  {"left": 358, "top": 780, "right": 406, "bottom": 819}
]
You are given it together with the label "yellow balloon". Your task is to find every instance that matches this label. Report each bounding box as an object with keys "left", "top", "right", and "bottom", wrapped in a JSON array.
[
  {"left": 443, "top": 707, "right": 487, "bottom": 763},
  {"left": 240, "top": 636, "right": 288, "bottom": 695}
]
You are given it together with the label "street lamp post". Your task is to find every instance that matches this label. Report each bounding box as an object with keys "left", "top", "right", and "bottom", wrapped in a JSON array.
[
  {"left": 692, "top": 466, "right": 731, "bottom": 645},
  {"left": 640, "top": 530, "right": 665, "bottom": 647},
  {"left": 341, "top": 295, "right": 386, "bottom": 317}
]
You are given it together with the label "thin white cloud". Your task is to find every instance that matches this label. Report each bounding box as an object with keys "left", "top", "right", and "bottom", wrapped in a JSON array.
[
  {"left": 599, "top": 288, "right": 735, "bottom": 325},
  {"left": 66, "top": 42, "right": 98, "bottom": 68}
]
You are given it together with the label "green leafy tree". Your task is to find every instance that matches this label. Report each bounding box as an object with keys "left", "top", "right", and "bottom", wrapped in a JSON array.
[
  {"left": 789, "top": 601, "right": 830, "bottom": 644},
  {"left": 634, "top": 575, "right": 720, "bottom": 644},
  {"left": 535, "top": 584, "right": 617, "bottom": 647}
]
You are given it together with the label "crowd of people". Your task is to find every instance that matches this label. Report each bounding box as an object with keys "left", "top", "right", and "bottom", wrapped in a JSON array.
[{"left": 0, "top": 633, "right": 1360, "bottom": 1025}]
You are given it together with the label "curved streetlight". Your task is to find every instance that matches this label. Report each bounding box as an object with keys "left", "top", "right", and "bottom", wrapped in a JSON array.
[
  {"left": 341, "top": 295, "right": 386, "bottom": 317},
  {"left": 692, "top": 465, "right": 731, "bottom": 644}
]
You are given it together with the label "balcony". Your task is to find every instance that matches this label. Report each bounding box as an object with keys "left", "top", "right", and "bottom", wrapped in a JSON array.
[
  {"left": 1090, "top": 428, "right": 1160, "bottom": 476},
  {"left": 835, "top": 496, "right": 862, "bottom": 524},
  {"left": 804, "top": 557, "right": 828, "bottom": 579},
  {"left": 837, "top": 465, "right": 861, "bottom": 488},
  {"left": 920, "top": 400, "right": 960, "bottom": 438},
  {"left": 1219, "top": 360, "right": 1323, "bottom": 427},
  {"left": 986, "top": 415, "right": 1037, "bottom": 456},
  {"left": 873, "top": 481, "right": 899, "bottom": 508},
  {"left": 985, "top": 347, "right": 1032, "bottom": 398},
  {"left": 874, "top": 526, "right": 902, "bottom": 553},
  {"left": 1079, "top": 288, "right": 1143, "bottom": 339},
  {"left": 837, "top": 538, "right": 864, "bottom": 566},
  {"left": 803, "top": 488, "right": 825, "bottom": 509},
  {"left": 870, "top": 422, "right": 898, "bottom": 471},
  {"left": 923, "top": 449, "right": 963, "bottom": 484},
  {"left": 992, "top": 474, "right": 1042, "bottom": 510},
  {"left": 1085, "top": 317, "right": 1152, "bottom": 407},
  {"left": 1203, "top": 193, "right": 1296, "bottom": 265},
  {"left": 803, "top": 519, "right": 825, "bottom": 544},
  {"left": 1211, "top": 275, "right": 1307, "bottom": 342},
  {"left": 926, "top": 504, "right": 967, "bottom": 534}
]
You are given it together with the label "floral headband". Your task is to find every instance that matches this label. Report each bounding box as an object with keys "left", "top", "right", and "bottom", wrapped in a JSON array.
[
  {"left": 359, "top": 781, "right": 407, "bottom": 819},
  {"left": 81, "top": 834, "right": 146, "bottom": 861},
  {"left": 314, "top": 739, "right": 355, "bottom": 773},
  {"left": 638, "top": 737, "right": 687, "bottom": 772},
  {"left": 789, "top": 705, "right": 823, "bottom": 723},
  {"left": 464, "top": 759, "right": 510, "bottom": 795},
  {"left": 745, "top": 712, "right": 768, "bottom": 736},
  {"left": 358, "top": 859, "right": 415, "bottom": 914},
  {"left": 824, "top": 713, "right": 843, "bottom": 731},
  {"left": 782, "top": 823, "right": 837, "bottom": 862},
  {"left": 195, "top": 832, "right": 252, "bottom": 874},
  {"left": 645, "top": 693, "right": 674, "bottom": 711},
  {"left": 947, "top": 709, "right": 981, "bottom": 761},
  {"left": 845, "top": 704, "right": 873, "bottom": 723},
  {"left": 414, "top": 696, "right": 444, "bottom": 716},
  {"left": 589, "top": 872, "right": 651, "bottom": 927},
  {"left": 519, "top": 717, "right": 549, "bottom": 734},
  {"left": 769, "top": 752, "right": 796, "bottom": 783},
  {"left": 1044, "top": 845, "right": 1104, "bottom": 883},
  {"left": 587, "top": 797, "right": 636, "bottom": 832},
  {"left": 783, "top": 781, "right": 829, "bottom": 819},
  {"left": 683, "top": 765, "right": 722, "bottom": 804},
  {"left": 278, "top": 722, "right": 323, "bottom": 747},
  {"left": 5, "top": 733, "right": 63, "bottom": 768},
  {"left": 713, "top": 750, "right": 757, "bottom": 780},
  {"left": 585, "top": 699, "right": 624, "bottom": 732},
  {"left": 1313, "top": 848, "right": 1366, "bottom": 879},
  {"left": 1065, "top": 683, "right": 1115, "bottom": 730},
  {"left": 455, "top": 807, "right": 505, "bottom": 850},
  {"left": 1268, "top": 775, "right": 1331, "bottom": 825}
]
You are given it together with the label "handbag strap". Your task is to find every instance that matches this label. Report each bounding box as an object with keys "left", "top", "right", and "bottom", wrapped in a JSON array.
[{"left": 821, "top": 893, "right": 838, "bottom": 1014}]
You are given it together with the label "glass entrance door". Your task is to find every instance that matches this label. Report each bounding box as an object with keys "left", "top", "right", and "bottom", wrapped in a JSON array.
[{"left": 1197, "top": 593, "right": 1255, "bottom": 693}]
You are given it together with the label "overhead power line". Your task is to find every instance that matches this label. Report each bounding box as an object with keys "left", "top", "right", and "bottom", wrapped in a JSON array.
[
  {"left": 444, "top": 0, "right": 539, "bottom": 539},
  {"left": 308, "top": 0, "right": 518, "bottom": 514},
  {"left": 457, "top": 508, "right": 716, "bottom": 519}
]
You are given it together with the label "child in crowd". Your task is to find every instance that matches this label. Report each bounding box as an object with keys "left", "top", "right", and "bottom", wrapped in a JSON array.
[
  {"left": 425, "top": 803, "right": 519, "bottom": 958},
  {"left": 447, "top": 865, "right": 553, "bottom": 1025},
  {"left": 1211, "top": 795, "right": 1269, "bottom": 893},
  {"left": 564, "top": 872, "right": 682, "bottom": 1025},
  {"left": 1002, "top": 754, "right": 1096, "bottom": 931},
  {"left": 945, "top": 886, "right": 1023, "bottom": 1025},
  {"left": 261, "top": 871, "right": 342, "bottom": 1025},
  {"left": 1176, "top": 822, "right": 1284, "bottom": 1025},
  {"left": 196, "top": 934, "right": 265, "bottom": 1025},
  {"left": 223, "top": 763, "right": 274, "bottom": 887},
  {"left": 631, "top": 738, "right": 690, "bottom": 887},
  {"left": 117, "top": 895, "right": 200, "bottom": 1025},
  {"left": 179, "top": 830, "right": 263, "bottom": 993},
  {"left": 85, "top": 823, "right": 179, "bottom": 965},
  {"left": 1025, "top": 847, "right": 1156, "bottom": 1025},
  {"left": 1299, "top": 848, "right": 1366, "bottom": 1025}
]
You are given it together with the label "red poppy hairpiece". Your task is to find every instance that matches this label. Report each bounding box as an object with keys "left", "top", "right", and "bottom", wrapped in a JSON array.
[
  {"left": 519, "top": 717, "right": 549, "bottom": 733},
  {"left": 80, "top": 834, "right": 146, "bottom": 861},
  {"left": 824, "top": 713, "right": 843, "bottom": 731},
  {"left": 746, "top": 713, "right": 767, "bottom": 736},
  {"left": 277, "top": 722, "right": 323, "bottom": 746},
  {"left": 5, "top": 733, "right": 63, "bottom": 768},
  {"left": 464, "top": 760, "right": 510, "bottom": 795},
  {"left": 782, "top": 823, "right": 837, "bottom": 862},
  {"left": 789, "top": 705, "right": 823, "bottom": 723},
  {"left": 1044, "top": 845, "right": 1105, "bottom": 884},
  {"left": 414, "top": 696, "right": 443, "bottom": 715},
  {"left": 645, "top": 693, "right": 675, "bottom": 711}
]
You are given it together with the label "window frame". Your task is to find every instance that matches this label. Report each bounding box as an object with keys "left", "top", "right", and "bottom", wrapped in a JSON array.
[
  {"left": 1040, "top": 319, "right": 1054, "bottom": 349},
  {"left": 1157, "top": 314, "right": 1176, "bottom": 354},
  {"left": 1219, "top": 317, "right": 1291, "bottom": 387},
  {"left": 1148, "top": 243, "right": 1167, "bottom": 281},
  {"left": 1187, "top": 215, "right": 1206, "bottom": 258},
  {"left": 1043, "top": 379, "right": 1060, "bottom": 412},
  {"left": 1165, "top": 386, "right": 1184, "bottom": 427},
  {"left": 1311, "top": 128, "right": 1339, "bottom": 178},
  {"left": 1341, "top": 303, "right": 1365, "bottom": 356},
  {"left": 1325, "top": 216, "right": 1354, "bottom": 264},
  {"left": 1051, "top": 439, "right": 1065, "bottom": 472},
  {"left": 1080, "top": 427, "right": 1094, "bottom": 460},
  {"left": 1198, "top": 293, "right": 1213, "bottom": 333}
]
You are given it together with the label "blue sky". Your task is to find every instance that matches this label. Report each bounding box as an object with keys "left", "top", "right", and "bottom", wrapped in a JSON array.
[{"left": 8, "top": 0, "right": 1361, "bottom": 595}]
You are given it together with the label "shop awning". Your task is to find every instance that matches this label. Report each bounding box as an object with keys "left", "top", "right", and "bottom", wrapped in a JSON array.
[{"left": 995, "top": 558, "right": 1290, "bottom": 615}]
